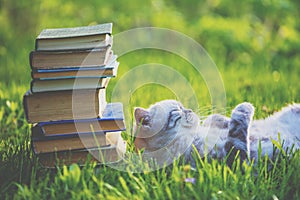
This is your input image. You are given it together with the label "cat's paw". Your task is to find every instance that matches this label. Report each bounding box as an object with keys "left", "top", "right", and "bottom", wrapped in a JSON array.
[
  {"left": 202, "top": 114, "right": 230, "bottom": 129},
  {"left": 225, "top": 102, "right": 254, "bottom": 167},
  {"left": 231, "top": 102, "right": 254, "bottom": 127}
]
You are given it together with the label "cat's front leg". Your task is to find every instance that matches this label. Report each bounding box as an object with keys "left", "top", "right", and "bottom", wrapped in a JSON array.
[{"left": 225, "top": 102, "right": 254, "bottom": 167}]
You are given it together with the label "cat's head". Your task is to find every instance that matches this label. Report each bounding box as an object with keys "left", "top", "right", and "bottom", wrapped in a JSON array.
[{"left": 134, "top": 100, "right": 199, "bottom": 151}]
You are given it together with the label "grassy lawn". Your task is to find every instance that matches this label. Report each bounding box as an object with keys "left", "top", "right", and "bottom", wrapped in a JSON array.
[{"left": 1, "top": 0, "right": 300, "bottom": 199}]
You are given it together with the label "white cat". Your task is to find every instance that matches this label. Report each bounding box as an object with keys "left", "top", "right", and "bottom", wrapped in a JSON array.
[{"left": 134, "top": 100, "right": 300, "bottom": 167}]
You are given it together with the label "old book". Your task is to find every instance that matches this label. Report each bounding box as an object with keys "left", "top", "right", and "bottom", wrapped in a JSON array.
[
  {"left": 32, "top": 102, "right": 125, "bottom": 136},
  {"left": 30, "top": 46, "right": 112, "bottom": 70},
  {"left": 31, "top": 58, "right": 119, "bottom": 80},
  {"left": 36, "top": 131, "right": 126, "bottom": 167},
  {"left": 30, "top": 77, "right": 110, "bottom": 93},
  {"left": 23, "top": 88, "right": 107, "bottom": 123},
  {"left": 35, "top": 23, "right": 113, "bottom": 51},
  {"left": 31, "top": 131, "right": 108, "bottom": 154}
]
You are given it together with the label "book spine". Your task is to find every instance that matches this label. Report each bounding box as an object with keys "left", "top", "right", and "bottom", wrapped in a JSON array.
[
  {"left": 29, "top": 51, "right": 35, "bottom": 70},
  {"left": 32, "top": 133, "right": 108, "bottom": 154},
  {"left": 31, "top": 70, "right": 36, "bottom": 80},
  {"left": 39, "top": 129, "right": 126, "bottom": 138},
  {"left": 31, "top": 130, "right": 106, "bottom": 141},
  {"left": 22, "top": 93, "right": 30, "bottom": 122},
  {"left": 30, "top": 80, "right": 35, "bottom": 93},
  {"left": 35, "top": 38, "right": 39, "bottom": 51},
  {"left": 24, "top": 89, "right": 105, "bottom": 123},
  {"left": 36, "top": 146, "right": 119, "bottom": 168},
  {"left": 28, "top": 48, "right": 111, "bottom": 70}
]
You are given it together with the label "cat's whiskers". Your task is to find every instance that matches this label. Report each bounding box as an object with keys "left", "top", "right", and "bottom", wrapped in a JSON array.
[
  {"left": 193, "top": 106, "right": 230, "bottom": 125},
  {"left": 194, "top": 106, "right": 230, "bottom": 116}
]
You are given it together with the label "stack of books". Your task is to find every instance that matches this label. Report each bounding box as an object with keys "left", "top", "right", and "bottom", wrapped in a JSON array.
[{"left": 23, "top": 23, "right": 126, "bottom": 167}]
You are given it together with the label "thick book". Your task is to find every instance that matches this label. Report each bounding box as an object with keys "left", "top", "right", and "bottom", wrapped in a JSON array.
[
  {"left": 31, "top": 58, "right": 119, "bottom": 80},
  {"left": 32, "top": 102, "right": 126, "bottom": 136},
  {"left": 31, "top": 131, "right": 108, "bottom": 154},
  {"left": 30, "top": 77, "right": 110, "bottom": 93},
  {"left": 30, "top": 46, "right": 112, "bottom": 70},
  {"left": 23, "top": 88, "right": 107, "bottom": 123},
  {"left": 35, "top": 23, "right": 113, "bottom": 51},
  {"left": 36, "top": 131, "right": 126, "bottom": 167}
]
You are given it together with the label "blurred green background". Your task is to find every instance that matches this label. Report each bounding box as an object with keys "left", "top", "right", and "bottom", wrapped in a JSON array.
[{"left": 1, "top": 0, "right": 300, "bottom": 104}]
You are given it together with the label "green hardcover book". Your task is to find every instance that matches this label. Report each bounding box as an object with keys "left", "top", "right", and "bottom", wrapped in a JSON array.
[{"left": 35, "top": 23, "right": 113, "bottom": 51}]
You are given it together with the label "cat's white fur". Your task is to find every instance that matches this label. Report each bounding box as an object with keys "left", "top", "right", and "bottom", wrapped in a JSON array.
[
  {"left": 248, "top": 104, "right": 300, "bottom": 160},
  {"left": 134, "top": 100, "right": 300, "bottom": 166}
]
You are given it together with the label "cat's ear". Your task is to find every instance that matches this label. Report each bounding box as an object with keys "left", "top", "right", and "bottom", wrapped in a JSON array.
[{"left": 134, "top": 107, "right": 151, "bottom": 126}]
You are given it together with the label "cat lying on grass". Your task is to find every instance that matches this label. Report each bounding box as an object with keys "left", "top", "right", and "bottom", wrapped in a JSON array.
[{"left": 134, "top": 100, "right": 300, "bottom": 167}]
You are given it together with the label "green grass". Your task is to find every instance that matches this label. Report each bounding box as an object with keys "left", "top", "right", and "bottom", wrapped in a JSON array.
[{"left": 1, "top": 0, "right": 300, "bottom": 199}]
